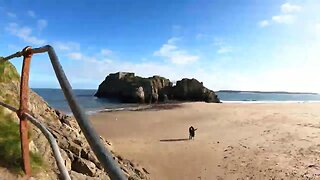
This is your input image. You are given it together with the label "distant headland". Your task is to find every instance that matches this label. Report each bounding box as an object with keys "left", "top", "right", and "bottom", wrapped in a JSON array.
[{"left": 218, "top": 90, "right": 319, "bottom": 95}]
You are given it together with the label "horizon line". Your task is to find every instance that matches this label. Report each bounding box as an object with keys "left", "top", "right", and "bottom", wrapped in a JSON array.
[{"left": 31, "top": 87, "right": 320, "bottom": 94}]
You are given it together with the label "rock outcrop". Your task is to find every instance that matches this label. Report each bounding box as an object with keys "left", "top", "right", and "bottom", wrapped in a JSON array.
[
  {"left": 95, "top": 72, "right": 220, "bottom": 103},
  {"left": 171, "top": 78, "right": 220, "bottom": 103},
  {"left": 95, "top": 72, "right": 172, "bottom": 103},
  {"left": 0, "top": 59, "right": 148, "bottom": 179}
]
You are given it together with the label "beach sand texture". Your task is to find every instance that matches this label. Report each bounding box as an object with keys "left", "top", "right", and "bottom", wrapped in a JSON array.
[{"left": 90, "top": 103, "right": 320, "bottom": 179}]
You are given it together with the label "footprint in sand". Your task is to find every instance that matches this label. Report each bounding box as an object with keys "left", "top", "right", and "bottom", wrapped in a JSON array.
[{"left": 224, "top": 145, "right": 234, "bottom": 152}]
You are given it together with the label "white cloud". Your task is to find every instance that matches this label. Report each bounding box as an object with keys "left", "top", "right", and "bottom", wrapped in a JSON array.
[
  {"left": 37, "top": 19, "right": 48, "bottom": 30},
  {"left": 61, "top": 55, "right": 217, "bottom": 89},
  {"left": 167, "top": 37, "right": 180, "bottom": 44},
  {"left": 102, "top": 59, "right": 113, "bottom": 63},
  {"left": 27, "top": 10, "right": 36, "bottom": 18},
  {"left": 281, "top": 3, "right": 302, "bottom": 14},
  {"left": 214, "top": 38, "right": 233, "bottom": 54},
  {"left": 258, "top": 20, "right": 270, "bottom": 27},
  {"left": 258, "top": 2, "right": 302, "bottom": 27},
  {"left": 101, "top": 48, "right": 112, "bottom": 55},
  {"left": 272, "top": 14, "right": 295, "bottom": 24},
  {"left": 54, "top": 41, "right": 80, "bottom": 51},
  {"left": 316, "top": 23, "right": 320, "bottom": 33},
  {"left": 66, "top": 46, "right": 114, "bottom": 66},
  {"left": 240, "top": 63, "right": 320, "bottom": 93},
  {"left": 67, "top": 51, "right": 112, "bottom": 65},
  {"left": 5, "top": 23, "right": 46, "bottom": 45},
  {"left": 217, "top": 47, "right": 232, "bottom": 54},
  {"left": 8, "top": 1, "right": 318, "bottom": 92},
  {"left": 40, "top": 35, "right": 320, "bottom": 92},
  {"left": 154, "top": 37, "right": 199, "bottom": 65},
  {"left": 67, "top": 52, "right": 83, "bottom": 60},
  {"left": 7, "top": 12, "right": 16, "bottom": 18},
  {"left": 60, "top": 41, "right": 320, "bottom": 92}
]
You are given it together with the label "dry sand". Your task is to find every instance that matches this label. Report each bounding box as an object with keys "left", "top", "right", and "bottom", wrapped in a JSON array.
[{"left": 90, "top": 102, "right": 320, "bottom": 179}]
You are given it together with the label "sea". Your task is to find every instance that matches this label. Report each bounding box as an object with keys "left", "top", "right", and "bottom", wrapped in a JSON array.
[{"left": 32, "top": 88, "right": 320, "bottom": 115}]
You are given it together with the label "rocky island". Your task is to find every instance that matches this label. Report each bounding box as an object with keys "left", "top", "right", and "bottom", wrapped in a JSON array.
[{"left": 95, "top": 72, "right": 220, "bottom": 103}]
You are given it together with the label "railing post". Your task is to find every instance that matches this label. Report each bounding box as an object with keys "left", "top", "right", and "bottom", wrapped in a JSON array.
[
  {"left": 18, "top": 46, "right": 33, "bottom": 176},
  {"left": 3, "top": 45, "right": 126, "bottom": 179}
]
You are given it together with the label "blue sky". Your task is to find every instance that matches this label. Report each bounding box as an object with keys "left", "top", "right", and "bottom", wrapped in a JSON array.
[{"left": 0, "top": 0, "right": 320, "bottom": 92}]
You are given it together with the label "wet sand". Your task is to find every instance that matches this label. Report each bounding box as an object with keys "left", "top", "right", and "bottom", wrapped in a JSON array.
[{"left": 90, "top": 102, "right": 320, "bottom": 179}]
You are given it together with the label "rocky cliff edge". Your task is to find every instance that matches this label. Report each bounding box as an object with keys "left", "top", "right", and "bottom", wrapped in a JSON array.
[{"left": 0, "top": 59, "right": 149, "bottom": 179}]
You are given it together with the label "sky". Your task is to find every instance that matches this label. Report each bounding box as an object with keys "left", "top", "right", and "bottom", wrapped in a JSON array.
[{"left": 0, "top": 0, "right": 320, "bottom": 92}]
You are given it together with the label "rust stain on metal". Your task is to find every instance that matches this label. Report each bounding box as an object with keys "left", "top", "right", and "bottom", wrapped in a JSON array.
[{"left": 18, "top": 46, "right": 33, "bottom": 177}]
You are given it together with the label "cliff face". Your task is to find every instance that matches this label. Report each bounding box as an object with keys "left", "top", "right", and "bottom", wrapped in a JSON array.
[
  {"left": 0, "top": 59, "right": 148, "bottom": 179},
  {"left": 95, "top": 72, "right": 220, "bottom": 103}
]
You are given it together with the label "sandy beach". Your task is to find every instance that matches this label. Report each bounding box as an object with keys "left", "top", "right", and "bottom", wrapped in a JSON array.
[{"left": 90, "top": 103, "right": 320, "bottom": 179}]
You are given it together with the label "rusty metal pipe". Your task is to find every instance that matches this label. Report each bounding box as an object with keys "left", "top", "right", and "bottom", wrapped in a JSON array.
[
  {"left": 24, "top": 113, "right": 71, "bottom": 180},
  {"left": 2, "top": 46, "right": 48, "bottom": 61},
  {"left": 0, "top": 101, "right": 71, "bottom": 180},
  {"left": 0, "top": 101, "right": 17, "bottom": 112},
  {"left": 18, "top": 46, "right": 33, "bottom": 176},
  {"left": 3, "top": 51, "right": 23, "bottom": 61}
]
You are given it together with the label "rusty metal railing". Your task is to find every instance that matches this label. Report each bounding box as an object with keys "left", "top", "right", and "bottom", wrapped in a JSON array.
[
  {"left": 2, "top": 45, "right": 126, "bottom": 180},
  {"left": 0, "top": 101, "right": 71, "bottom": 180}
]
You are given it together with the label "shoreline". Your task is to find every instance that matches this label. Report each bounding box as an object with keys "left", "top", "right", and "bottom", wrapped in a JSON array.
[
  {"left": 221, "top": 100, "right": 320, "bottom": 104},
  {"left": 63, "top": 100, "right": 320, "bottom": 116},
  {"left": 91, "top": 100, "right": 320, "bottom": 114},
  {"left": 79, "top": 101, "right": 315, "bottom": 116},
  {"left": 89, "top": 102, "right": 320, "bottom": 179}
]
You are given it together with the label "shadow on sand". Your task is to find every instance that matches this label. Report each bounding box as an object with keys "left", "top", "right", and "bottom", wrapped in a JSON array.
[{"left": 159, "top": 138, "right": 189, "bottom": 142}]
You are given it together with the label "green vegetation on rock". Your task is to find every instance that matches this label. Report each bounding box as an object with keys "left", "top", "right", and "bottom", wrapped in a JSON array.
[
  {"left": 0, "top": 110, "right": 44, "bottom": 174},
  {"left": 0, "top": 57, "right": 20, "bottom": 83},
  {"left": 0, "top": 59, "right": 44, "bottom": 175}
]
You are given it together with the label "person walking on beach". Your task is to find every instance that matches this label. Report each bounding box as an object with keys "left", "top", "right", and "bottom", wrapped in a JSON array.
[{"left": 189, "top": 126, "right": 197, "bottom": 140}]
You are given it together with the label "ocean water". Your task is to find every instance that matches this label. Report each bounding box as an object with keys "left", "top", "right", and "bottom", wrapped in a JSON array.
[
  {"left": 32, "top": 88, "right": 320, "bottom": 114},
  {"left": 217, "top": 91, "right": 320, "bottom": 103},
  {"left": 32, "top": 88, "right": 136, "bottom": 114}
]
